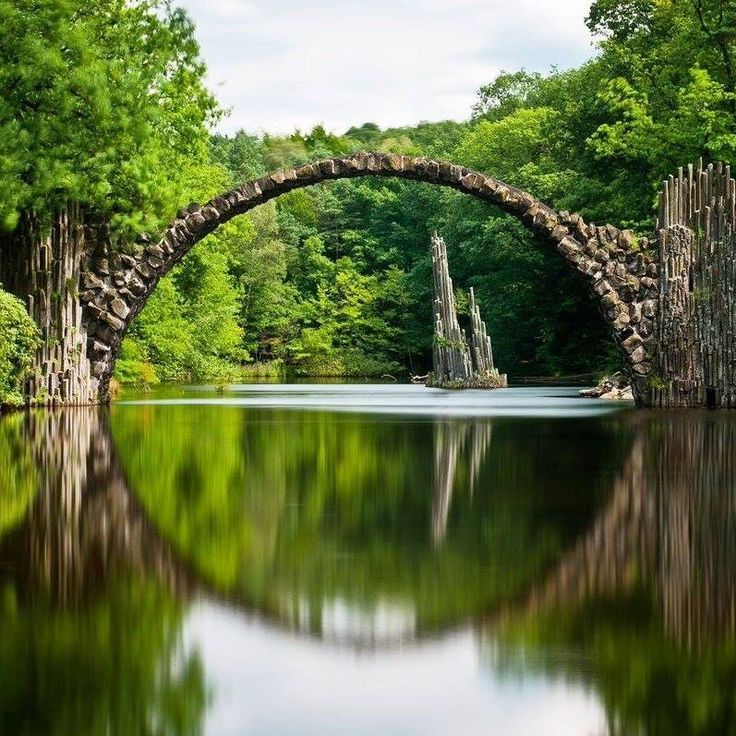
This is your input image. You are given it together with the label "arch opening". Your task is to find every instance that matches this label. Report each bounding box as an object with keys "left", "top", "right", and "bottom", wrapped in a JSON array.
[{"left": 78, "top": 152, "right": 657, "bottom": 401}]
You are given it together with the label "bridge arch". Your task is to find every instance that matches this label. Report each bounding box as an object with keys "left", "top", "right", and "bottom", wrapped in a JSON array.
[{"left": 80, "top": 152, "right": 658, "bottom": 399}]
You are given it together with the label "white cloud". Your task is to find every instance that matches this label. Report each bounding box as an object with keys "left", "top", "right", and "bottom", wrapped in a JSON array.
[{"left": 178, "top": 0, "right": 596, "bottom": 135}]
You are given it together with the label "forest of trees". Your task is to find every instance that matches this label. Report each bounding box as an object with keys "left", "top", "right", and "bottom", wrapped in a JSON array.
[{"left": 2, "top": 0, "right": 736, "bottom": 395}]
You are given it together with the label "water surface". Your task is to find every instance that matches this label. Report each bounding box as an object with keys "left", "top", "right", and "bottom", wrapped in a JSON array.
[{"left": 1, "top": 384, "right": 735, "bottom": 735}]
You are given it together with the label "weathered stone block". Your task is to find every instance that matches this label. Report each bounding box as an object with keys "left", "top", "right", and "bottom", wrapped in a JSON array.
[
  {"left": 128, "top": 278, "right": 146, "bottom": 296},
  {"left": 613, "top": 314, "right": 631, "bottom": 330},
  {"left": 92, "top": 340, "right": 110, "bottom": 355},
  {"left": 576, "top": 256, "right": 595, "bottom": 273},
  {"left": 85, "top": 302, "right": 103, "bottom": 318},
  {"left": 550, "top": 225, "right": 568, "bottom": 241},
  {"left": 91, "top": 361, "right": 107, "bottom": 378},
  {"left": 186, "top": 211, "right": 206, "bottom": 229},
  {"left": 135, "top": 263, "right": 154, "bottom": 280},
  {"left": 381, "top": 153, "right": 404, "bottom": 172},
  {"left": 295, "top": 164, "right": 316, "bottom": 179},
  {"left": 82, "top": 272, "right": 104, "bottom": 290},
  {"left": 601, "top": 291, "right": 620, "bottom": 309},
  {"left": 101, "top": 312, "right": 124, "bottom": 330},
  {"left": 255, "top": 176, "right": 275, "bottom": 193},
  {"left": 557, "top": 236, "right": 580, "bottom": 256},
  {"left": 619, "top": 229, "right": 635, "bottom": 249},
  {"left": 629, "top": 346, "right": 646, "bottom": 363},
  {"left": 110, "top": 298, "right": 130, "bottom": 320},
  {"left": 459, "top": 172, "right": 485, "bottom": 191},
  {"left": 622, "top": 334, "right": 643, "bottom": 352}
]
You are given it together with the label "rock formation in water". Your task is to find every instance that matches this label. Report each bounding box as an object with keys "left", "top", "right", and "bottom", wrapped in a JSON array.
[{"left": 429, "top": 232, "right": 507, "bottom": 389}]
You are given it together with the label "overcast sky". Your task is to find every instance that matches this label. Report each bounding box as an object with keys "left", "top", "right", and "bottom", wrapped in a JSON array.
[{"left": 178, "top": 0, "right": 597, "bottom": 136}]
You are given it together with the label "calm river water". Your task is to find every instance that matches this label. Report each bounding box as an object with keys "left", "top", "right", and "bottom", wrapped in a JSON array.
[{"left": 1, "top": 384, "right": 735, "bottom": 735}]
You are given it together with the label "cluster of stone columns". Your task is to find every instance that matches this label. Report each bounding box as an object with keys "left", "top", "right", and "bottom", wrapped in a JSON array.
[
  {"left": 429, "top": 233, "right": 507, "bottom": 388},
  {"left": 430, "top": 233, "right": 473, "bottom": 384},
  {"left": 0, "top": 207, "right": 98, "bottom": 405},
  {"left": 651, "top": 161, "right": 736, "bottom": 407},
  {"left": 469, "top": 287, "right": 496, "bottom": 377}
]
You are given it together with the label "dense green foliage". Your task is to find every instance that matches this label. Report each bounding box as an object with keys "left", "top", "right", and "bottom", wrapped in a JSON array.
[
  {"left": 489, "top": 594, "right": 736, "bottom": 735},
  {"left": 117, "top": 0, "right": 736, "bottom": 381},
  {"left": 0, "top": 287, "right": 40, "bottom": 407},
  {"left": 0, "top": 412, "right": 37, "bottom": 532},
  {"left": 0, "top": 0, "right": 218, "bottom": 234},
  {"left": 3, "top": 0, "right": 736, "bottom": 381}
]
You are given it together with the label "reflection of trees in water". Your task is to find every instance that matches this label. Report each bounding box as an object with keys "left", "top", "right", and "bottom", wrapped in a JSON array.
[
  {"left": 5, "top": 409, "right": 736, "bottom": 647},
  {"left": 655, "top": 419, "right": 736, "bottom": 644},
  {"left": 519, "top": 416, "right": 736, "bottom": 644},
  {"left": 7, "top": 408, "right": 736, "bottom": 644},
  {"left": 486, "top": 416, "right": 736, "bottom": 736},
  {"left": 5, "top": 408, "right": 736, "bottom": 733},
  {"left": 0, "top": 410, "right": 207, "bottom": 736},
  {"left": 431, "top": 420, "right": 493, "bottom": 544},
  {"left": 108, "top": 405, "right": 579, "bottom": 640},
  {"left": 2, "top": 409, "right": 197, "bottom": 603}
]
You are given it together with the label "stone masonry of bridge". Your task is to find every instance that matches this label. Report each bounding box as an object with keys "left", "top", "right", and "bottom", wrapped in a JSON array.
[
  {"left": 74, "top": 152, "right": 658, "bottom": 401},
  {"left": 5, "top": 152, "right": 736, "bottom": 407}
]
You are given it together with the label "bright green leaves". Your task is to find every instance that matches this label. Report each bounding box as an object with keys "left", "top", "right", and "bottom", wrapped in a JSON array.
[
  {"left": 669, "top": 68, "right": 736, "bottom": 164},
  {"left": 457, "top": 107, "right": 574, "bottom": 201},
  {"left": 0, "top": 0, "right": 218, "bottom": 235},
  {"left": 0, "top": 287, "right": 40, "bottom": 406},
  {"left": 590, "top": 69, "right": 736, "bottom": 169},
  {"left": 588, "top": 78, "right": 659, "bottom": 162}
]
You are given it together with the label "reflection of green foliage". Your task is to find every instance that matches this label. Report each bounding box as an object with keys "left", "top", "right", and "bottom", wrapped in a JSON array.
[
  {"left": 0, "top": 413, "right": 37, "bottom": 535},
  {"left": 487, "top": 594, "right": 736, "bottom": 735},
  {"left": 0, "top": 577, "right": 206, "bottom": 736},
  {"left": 111, "top": 403, "right": 620, "bottom": 633}
]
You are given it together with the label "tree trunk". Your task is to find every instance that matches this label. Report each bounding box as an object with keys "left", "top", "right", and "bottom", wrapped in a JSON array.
[{"left": 0, "top": 207, "right": 103, "bottom": 406}]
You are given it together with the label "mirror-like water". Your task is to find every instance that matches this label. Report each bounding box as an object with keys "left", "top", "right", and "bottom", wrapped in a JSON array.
[{"left": 1, "top": 385, "right": 735, "bottom": 735}]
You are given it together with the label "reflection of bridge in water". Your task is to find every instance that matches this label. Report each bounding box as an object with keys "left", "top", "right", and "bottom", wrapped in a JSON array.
[
  {"left": 2, "top": 409, "right": 736, "bottom": 649},
  {"left": 512, "top": 415, "right": 736, "bottom": 645}
]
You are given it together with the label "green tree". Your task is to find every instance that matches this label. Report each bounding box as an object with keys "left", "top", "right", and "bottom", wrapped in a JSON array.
[{"left": 0, "top": 0, "right": 219, "bottom": 233}]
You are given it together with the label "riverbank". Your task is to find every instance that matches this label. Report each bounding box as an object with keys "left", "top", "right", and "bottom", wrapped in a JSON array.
[{"left": 578, "top": 372, "right": 634, "bottom": 401}]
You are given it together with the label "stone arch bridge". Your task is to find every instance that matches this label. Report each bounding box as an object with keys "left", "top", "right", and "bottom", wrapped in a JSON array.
[{"left": 2, "top": 153, "right": 735, "bottom": 407}]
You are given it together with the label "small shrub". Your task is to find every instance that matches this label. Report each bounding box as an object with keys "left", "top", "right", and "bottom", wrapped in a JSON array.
[
  {"left": 0, "top": 286, "right": 40, "bottom": 407},
  {"left": 114, "top": 338, "right": 159, "bottom": 387},
  {"left": 241, "top": 360, "right": 287, "bottom": 378}
]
